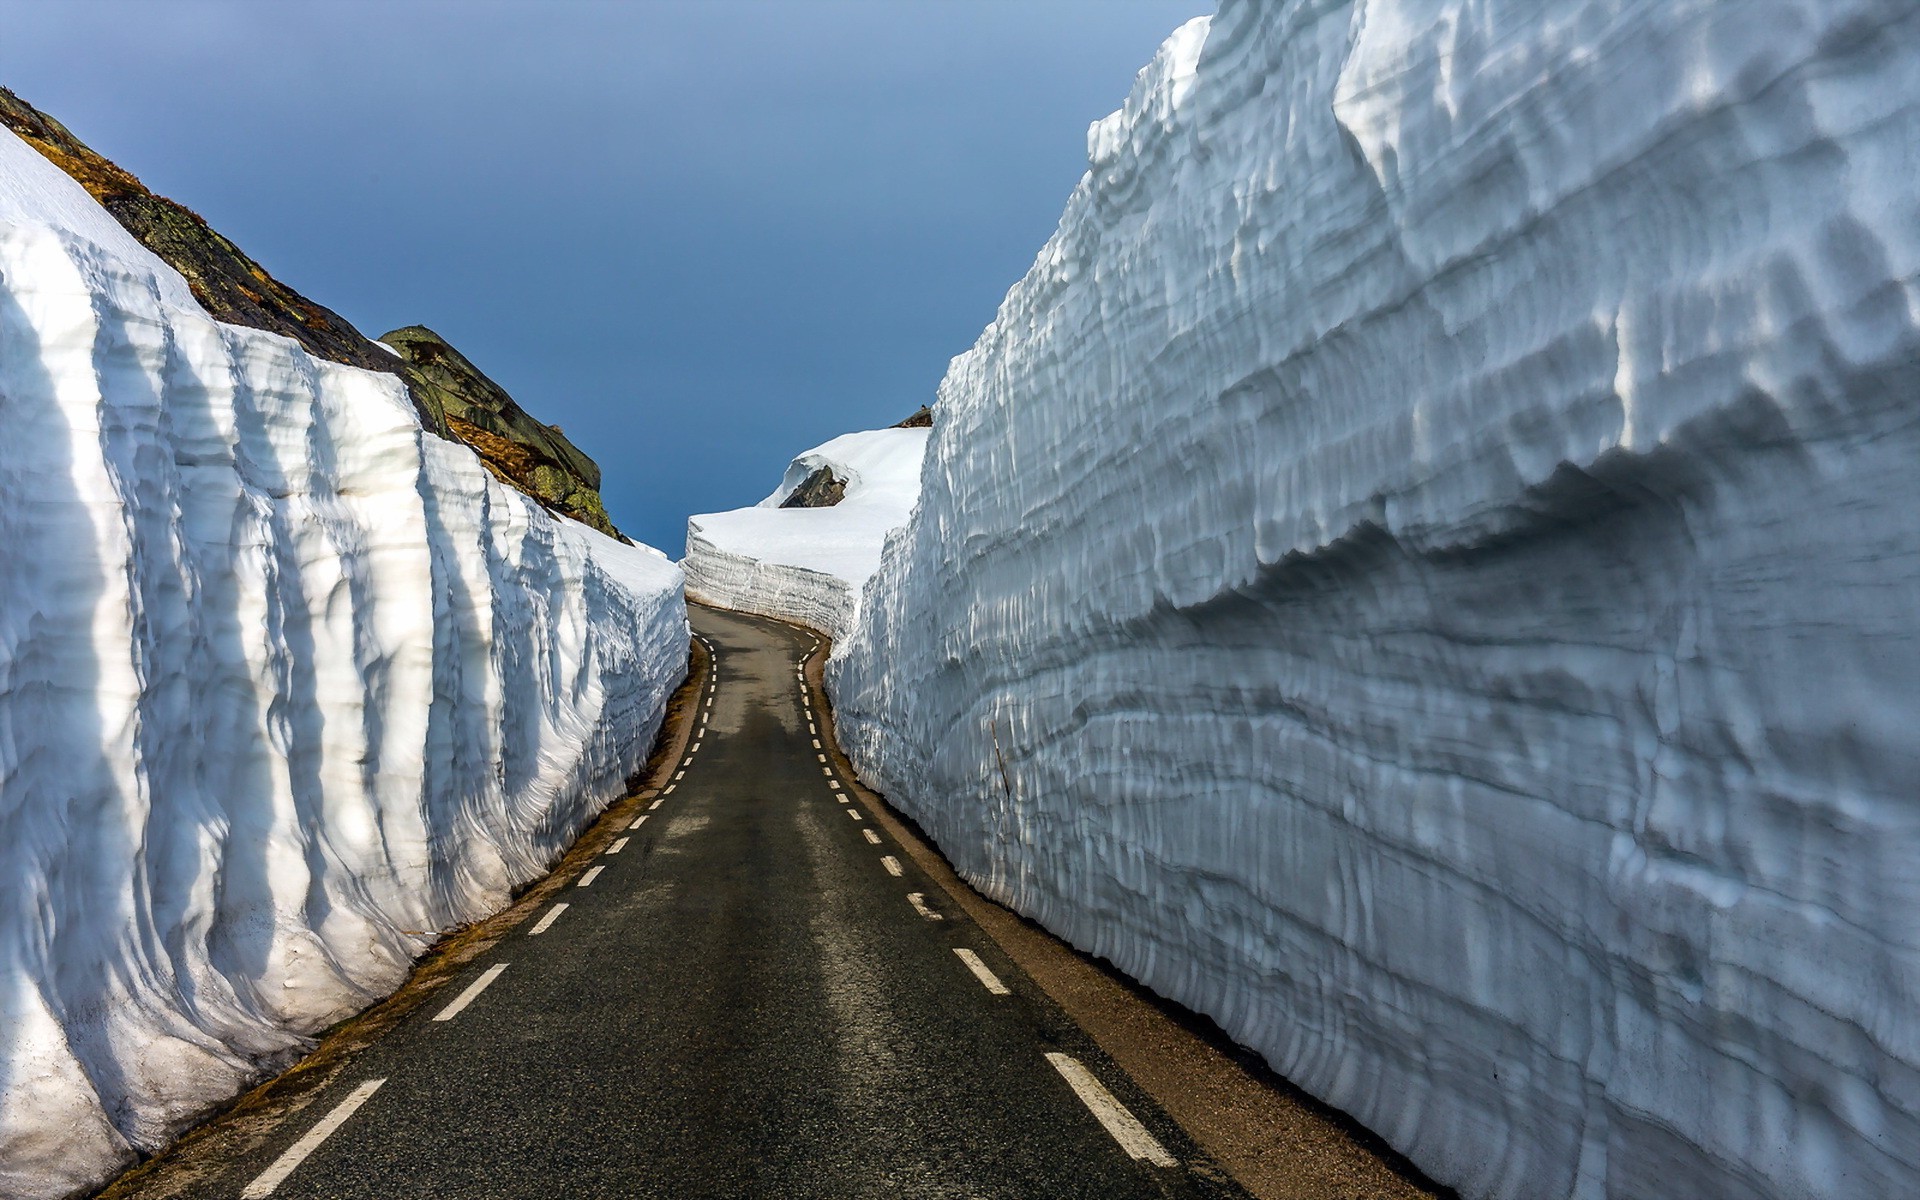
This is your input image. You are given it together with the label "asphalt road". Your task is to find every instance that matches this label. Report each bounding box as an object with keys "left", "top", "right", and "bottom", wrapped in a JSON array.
[{"left": 198, "top": 606, "right": 1249, "bottom": 1200}]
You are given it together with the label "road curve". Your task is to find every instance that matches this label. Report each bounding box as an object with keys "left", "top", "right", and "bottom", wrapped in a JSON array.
[{"left": 122, "top": 605, "right": 1248, "bottom": 1199}]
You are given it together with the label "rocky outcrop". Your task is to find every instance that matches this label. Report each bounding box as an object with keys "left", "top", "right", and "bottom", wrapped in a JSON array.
[
  {"left": 378, "top": 325, "right": 622, "bottom": 538},
  {"left": 778, "top": 464, "right": 847, "bottom": 509},
  {"left": 0, "top": 85, "right": 623, "bottom": 540}
]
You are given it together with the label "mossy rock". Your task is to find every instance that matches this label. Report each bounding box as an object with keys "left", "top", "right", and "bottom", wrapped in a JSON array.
[{"left": 381, "top": 326, "right": 624, "bottom": 541}]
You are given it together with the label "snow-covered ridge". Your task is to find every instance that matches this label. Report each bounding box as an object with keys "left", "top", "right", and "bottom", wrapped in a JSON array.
[
  {"left": 683, "top": 426, "right": 928, "bottom": 640},
  {"left": 829, "top": 3, "right": 1920, "bottom": 1198},
  {"left": 0, "top": 129, "right": 687, "bottom": 1199}
]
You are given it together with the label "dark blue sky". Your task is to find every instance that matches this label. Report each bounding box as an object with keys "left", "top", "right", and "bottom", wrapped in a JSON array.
[{"left": 0, "top": 0, "right": 1204, "bottom": 551}]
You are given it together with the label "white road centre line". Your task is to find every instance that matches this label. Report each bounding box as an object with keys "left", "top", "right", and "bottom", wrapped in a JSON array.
[
  {"left": 881, "top": 855, "right": 904, "bottom": 877},
  {"left": 812, "top": 739, "right": 822, "bottom": 749},
  {"left": 675, "top": 770, "right": 687, "bottom": 781},
  {"left": 433, "top": 963, "right": 509, "bottom": 1022},
  {"left": 1043, "top": 1053, "right": 1179, "bottom": 1167},
  {"left": 808, "top": 722, "right": 817, "bottom": 734},
  {"left": 607, "top": 837, "right": 629, "bottom": 855},
  {"left": 817, "top": 754, "right": 828, "bottom": 764},
  {"left": 529, "top": 904, "right": 569, "bottom": 935},
  {"left": 651, "top": 797, "right": 667, "bottom": 809},
  {"left": 823, "top": 768, "right": 835, "bottom": 779},
  {"left": 578, "top": 865, "right": 605, "bottom": 888},
  {"left": 954, "top": 948, "right": 1011, "bottom": 995},
  {"left": 240, "top": 1078, "right": 387, "bottom": 1199},
  {"left": 907, "top": 892, "right": 942, "bottom": 921},
  {"left": 629, "top": 815, "right": 649, "bottom": 830},
  {"left": 691, "top": 742, "right": 702, "bottom": 752},
  {"left": 847, "top": 808, "right": 864, "bottom": 821},
  {"left": 837, "top": 795, "right": 850, "bottom": 805},
  {"left": 862, "top": 828, "right": 882, "bottom": 844}
]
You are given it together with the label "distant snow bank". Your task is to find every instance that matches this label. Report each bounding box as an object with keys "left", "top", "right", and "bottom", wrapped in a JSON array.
[
  {"left": 829, "top": 3, "right": 1920, "bottom": 1198},
  {"left": 682, "top": 426, "right": 928, "bottom": 640},
  {"left": 0, "top": 129, "right": 687, "bottom": 1199}
]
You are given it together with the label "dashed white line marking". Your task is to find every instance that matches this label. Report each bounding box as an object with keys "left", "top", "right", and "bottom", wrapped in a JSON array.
[
  {"left": 433, "top": 963, "right": 508, "bottom": 1022},
  {"left": 812, "top": 738, "right": 822, "bottom": 749},
  {"left": 954, "top": 948, "right": 1011, "bottom": 995},
  {"left": 651, "top": 797, "right": 667, "bottom": 809},
  {"left": 691, "top": 742, "right": 702, "bottom": 753},
  {"left": 629, "top": 815, "right": 649, "bottom": 830},
  {"left": 529, "top": 904, "right": 568, "bottom": 935},
  {"left": 578, "top": 865, "right": 605, "bottom": 888},
  {"left": 881, "top": 855, "right": 904, "bottom": 877},
  {"left": 847, "top": 808, "right": 864, "bottom": 821},
  {"left": 907, "top": 892, "right": 942, "bottom": 920},
  {"left": 837, "top": 795, "right": 850, "bottom": 805},
  {"left": 817, "top": 754, "right": 828, "bottom": 764},
  {"left": 1044, "top": 1053, "right": 1178, "bottom": 1167},
  {"left": 808, "top": 722, "right": 817, "bottom": 734},
  {"left": 607, "top": 837, "right": 629, "bottom": 855},
  {"left": 823, "top": 768, "right": 835, "bottom": 779},
  {"left": 862, "top": 828, "right": 882, "bottom": 844},
  {"left": 675, "top": 770, "right": 687, "bottom": 781},
  {"left": 240, "top": 1078, "right": 386, "bottom": 1198}
]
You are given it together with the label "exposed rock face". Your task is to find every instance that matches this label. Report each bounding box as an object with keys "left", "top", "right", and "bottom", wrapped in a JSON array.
[
  {"left": 378, "top": 325, "right": 623, "bottom": 539},
  {"left": 894, "top": 405, "right": 934, "bottom": 428},
  {"left": 778, "top": 464, "right": 847, "bottom": 509},
  {"left": 0, "top": 85, "right": 623, "bottom": 540}
]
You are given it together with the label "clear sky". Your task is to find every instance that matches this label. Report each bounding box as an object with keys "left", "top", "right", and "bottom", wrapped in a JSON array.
[{"left": 0, "top": 0, "right": 1206, "bottom": 551}]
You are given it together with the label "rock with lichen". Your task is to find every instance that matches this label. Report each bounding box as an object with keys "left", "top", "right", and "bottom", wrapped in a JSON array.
[{"left": 378, "top": 325, "right": 623, "bottom": 539}]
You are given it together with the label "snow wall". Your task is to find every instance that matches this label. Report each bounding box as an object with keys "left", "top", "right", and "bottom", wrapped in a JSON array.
[
  {"left": 0, "top": 129, "right": 688, "bottom": 1199},
  {"left": 684, "top": 427, "right": 928, "bottom": 641},
  {"left": 827, "top": 4, "right": 1920, "bottom": 1197}
]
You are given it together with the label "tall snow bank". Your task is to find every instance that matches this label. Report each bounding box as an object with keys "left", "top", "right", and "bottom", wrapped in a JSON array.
[
  {"left": 683, "top": 426, "right": 928, "bottom": 639},
  {"left": 0, "top": 129, "right": 687, "bottom": 1199},
  {"left": 829, "top": 4, "right": 1920, "bottom": 1197}
]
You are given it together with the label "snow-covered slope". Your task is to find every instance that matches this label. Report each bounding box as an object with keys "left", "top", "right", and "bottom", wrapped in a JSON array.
[
  {"left": 0, "top": 129, "right": 687, "bottom": 1199},
  {"left": 683, "top": 427, "right": 928, "bottom": 639},
  {"left": 829, "top": 4, "right": 1920, "bottom": 1197}
]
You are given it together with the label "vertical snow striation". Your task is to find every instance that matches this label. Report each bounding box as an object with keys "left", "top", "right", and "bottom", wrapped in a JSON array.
[
  {"left": 683, "top": 427, "right": 929, "bottom": 640},
  {"left": 0, "top": 129, "right": 687, "bottom": 1199},
  {"left": 830, "top": 3, "right": 1920, "bottom": 1198}
]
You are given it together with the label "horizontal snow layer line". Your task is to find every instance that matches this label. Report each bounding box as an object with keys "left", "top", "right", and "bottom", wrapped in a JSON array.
[
  {"left": 829, "top": 2, "right": 1920, "bottom": 1198},
  {"left": 0, "top": 127, "right": 689, "bottom": 1200},
  {"left": 683, "top": 539, "right": 854, "bottom": 641}
]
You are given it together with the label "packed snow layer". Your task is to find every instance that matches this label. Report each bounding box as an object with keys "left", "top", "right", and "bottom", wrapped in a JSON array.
[
  {"left": 0, "top": 129, "right": 687, "bottom": 1199},
  {"left": 829, "top": 4, "right": 1920, "bottom": 1197},
  {"left": 683, "top": 427, "right": 929, "bottom": 639}
]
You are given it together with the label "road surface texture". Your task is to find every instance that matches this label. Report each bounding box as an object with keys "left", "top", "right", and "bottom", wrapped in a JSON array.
[{"left": 98, "top": 605, "right": 1444, "bottom": 1200}]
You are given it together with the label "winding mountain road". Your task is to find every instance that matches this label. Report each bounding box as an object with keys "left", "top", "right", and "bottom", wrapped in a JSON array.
[{"left": 128, "top": 606, "right": 1260, "bottom": 1199}]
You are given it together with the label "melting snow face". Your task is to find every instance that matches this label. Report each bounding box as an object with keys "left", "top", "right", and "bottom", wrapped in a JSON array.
[
  {"left": 830, "top": 3, "right": 1920, "bottom": 1197},
  {"left": 0, "top": 129, "right": 688, "bottom": 1199},
  {"left": 682, "top": 427, "right": 929, "bottom": 641}
]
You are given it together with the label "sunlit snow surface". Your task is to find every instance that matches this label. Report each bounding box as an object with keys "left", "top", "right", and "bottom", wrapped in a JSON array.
[
  {"left": 0, "top": 130, "right": 688, "bottom": 1198},
  {"left": 829, "top": 3, "right": 1920, "bottom": 1197},
  {"left": 683, "top": 427, "right": 929, "bottom": 640}
]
